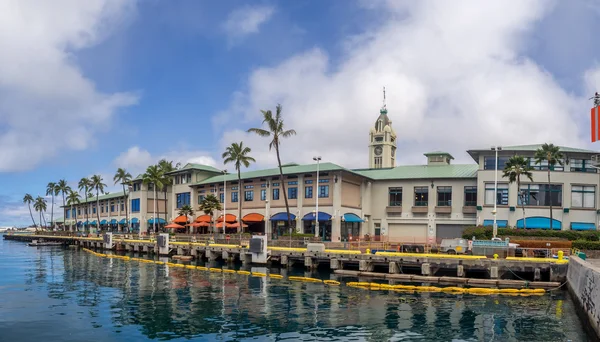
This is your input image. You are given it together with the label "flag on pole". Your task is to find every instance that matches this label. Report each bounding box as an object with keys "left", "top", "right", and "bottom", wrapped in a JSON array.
[{"left": 592, "top": 106, "right": 600, "bottom": 142}]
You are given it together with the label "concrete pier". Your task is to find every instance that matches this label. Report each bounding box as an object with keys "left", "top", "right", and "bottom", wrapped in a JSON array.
[{"left": 567, "top": 257, "right": 600, "bottom": 339}]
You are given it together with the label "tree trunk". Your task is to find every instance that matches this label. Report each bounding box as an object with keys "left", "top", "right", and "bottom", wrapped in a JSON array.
[
  {"left": 163, "top": 188, "right": 168, "bottom": 234},
  {"left": 238, "top": 168, "right": 242, "bottom": 236},
  {"left": 153, "top": 186, "right": 157, "bottom": 234},
  {"left": 123, "top": 184, "right": 129, "bottom": 234},
  {"left": 50, "top": 194, "right": 54, "bottom": 231},
  {"left": 70, "top": 205, "right": 74, "bottom": 232},
  {"left": 28, "top": 204, "right": 36, "bottom": 228},
  {"left": 96, "top": 189, "right": 101, "bottom": 234},
  {"left": 39, "top": 211, "right": 42, "bottom": 231},
  {"left": 548, "top": 168, "right": 553, "bottom": 230},
  {"left": 518, "top": 176, "right": 526, "bottom": 230},
  {"left": 84, "top": 191, "right": 89, "bottom": 234},
  {"left": 62, "top": 193, "right": 66, "bottom": 231},
  {"left": 275, "top": 145, "right": 292, "bottom": 240}
]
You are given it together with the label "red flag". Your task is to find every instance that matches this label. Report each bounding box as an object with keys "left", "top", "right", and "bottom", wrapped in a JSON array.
[{"left": 592, "top": 106, "right": 600, "bottom": 142}]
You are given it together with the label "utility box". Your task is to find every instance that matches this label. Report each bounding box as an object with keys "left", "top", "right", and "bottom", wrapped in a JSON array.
[
  {"left": 307, "top": 243, "right": 325, "bottom": 253},
  {"left": 157, "top": 233, "right": 169, "bottom": 256},
  {"left": 250, "top": 235, "right": 268, "bottom": 264},
  {"left": 103, "top": 232, "right": 113, "bottom": 249}
]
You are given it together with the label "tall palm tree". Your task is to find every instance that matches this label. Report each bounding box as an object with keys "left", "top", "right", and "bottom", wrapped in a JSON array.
[
  {"left": 114, "top": 168, "right": 132, "bottom": 232},
  {"left": 142, "top": 165, "right": 164, "bottom": 234},
  {"left": 66, "top": 191, "right": 81, "bottom": 232},
  {"left": 78, "top": 177, "right": 91, "bottom": 231},
  {"left": 248, "top": 104, "right": 297, "bottom": 236},
  {"left": 222, "top": 141, "right": 256, "bottom": 234},
  {"left": 534, "top": 143, "right": 563, "bottom": 230},
  {"left": 56, "top": 180, "right": 71, "bottom": 230},
  {"left": 178, "top": 204, "right": 194, "bottom": 218},
  {"left": 23, "top": 194, "right": 36, "bottom": 228},
  {"left": 46, "top": 182, "right": 57, "bottom": 230},
  {"left": 34, "top": 196, "right": 47, "bottom": 230},
  {"left": 158, "top": 159, "right": 177, "bottom": 226},
  {"left": 503, "top": 156, "right": 534, "bottom": 229},
  {"left": 90, "top": 175, "right": 107, "bottom": 232},
  {"left": 199, "top": 194, "right": 222, "bottom": 236}
]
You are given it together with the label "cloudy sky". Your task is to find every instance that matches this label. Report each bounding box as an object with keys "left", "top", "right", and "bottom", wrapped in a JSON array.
[{"left": 1, "top": 0, "right": 600, "bottom": 226}]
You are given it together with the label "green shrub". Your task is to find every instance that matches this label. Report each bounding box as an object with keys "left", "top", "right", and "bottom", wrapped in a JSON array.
[
  {"left": 462, "top": 226, "right": 600, "bottom": 241},
  {"left": 281, "top": 233, "right": 315, "bottom": 238},
  {"left": 572, "top": 240, "right": 600, "bottom": 250}
]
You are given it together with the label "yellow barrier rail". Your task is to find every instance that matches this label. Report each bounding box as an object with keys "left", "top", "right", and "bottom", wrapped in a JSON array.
[
  {"left": 505, "top": 257, "right": 568, "bottom": 264},
  {"left": 375, "top": 251, "right": 486, "bottom": 259}
]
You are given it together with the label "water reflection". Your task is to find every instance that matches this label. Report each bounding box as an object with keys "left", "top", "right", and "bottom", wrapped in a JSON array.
[{"left": 0, "top": 238, "right": 591, "bottom": 342}]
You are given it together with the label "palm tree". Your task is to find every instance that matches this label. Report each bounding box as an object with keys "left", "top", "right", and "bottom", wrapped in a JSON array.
[
  {"left": 90, "top": 175, "right": 107, "bottom": 232},
  {"left": 178, "top": 204, "right": 194, "bottom": 218},
  {"left": 199, "top": 194, "right": 222, "bottom": 236},
  {"left": 142, "top": 165, "right": 164, "bottom": 234},
  {"left": 534, "top": 144, "right": 564, "bottom": 230},
  {"left": 34, "top": 196, "right": 47, "bottom": 230},
  {"left": 114, "top": 168, "right": 132, "bottom": 232},
  {"left": 46, "top": 182, "right": 57, "bottom": 230},
  {"left": 222, "top": 142, "right": 256, "bottom": 234},
  {"left": 23, "top": 194, "right": 36, "bottom": 228},
  {"left": 66, "top": 191, "right": 81, "bottom": 232},
  {"left": 158, "top": 159, "right": 178, "bottom": 226},
  {"left": 56, "top": 180, "right": 71, "bottom": 230},
  {"left": 503, "top": 156, "right": 534, "bottom": 229},
  {"left": 78, "top": 177, "right": 91, "bottom": 231},
  {"left": 248, "top": 104, "right": 297, "bottom": 236}
]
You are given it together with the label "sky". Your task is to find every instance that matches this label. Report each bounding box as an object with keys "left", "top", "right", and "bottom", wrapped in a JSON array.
[{"left": 1, "top": 0, "right": 600, "bottom": 227}]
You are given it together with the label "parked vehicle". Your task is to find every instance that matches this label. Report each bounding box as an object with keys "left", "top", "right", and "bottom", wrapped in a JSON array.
[{"left": 439, "top": 238, "right": 470, "bottom": 254}]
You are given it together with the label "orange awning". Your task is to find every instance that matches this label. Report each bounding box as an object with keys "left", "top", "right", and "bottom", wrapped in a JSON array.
[
  {"left": 216, "top": 222, "right": 234, "bottom": 228},
  {"left": 195, "top": 214, "right": 212, "bottom": 223},
  {"left": 217, "top": 214, "right": 237, "bottom": 223},
  {"left": 189, "top": 221, "right": 210, "bottom": 227},
  {"left": 242, "top": 213, "right": 264, "bottom": 223},
  {"left": 173, "top": 215, "right": 188, "bottom": 224},
  {"left": 229, "top": 222, "right": 248, "bottom": 228},
  {"left": 165, "top": 223, "right": 185, "bottom": 229}
]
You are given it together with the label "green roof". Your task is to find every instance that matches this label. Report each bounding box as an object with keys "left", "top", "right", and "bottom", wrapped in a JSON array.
[
  {"left": 62, "top": 191, "right": 128, "bottom": 207},
  {"left": 353, "top": 164, "right": 478, "bottom": 180},
  {"left": 467, "top": 144, "right": 598, "bottom": 162},
  {"left": 166, "top": 163, "right": 221, "bottom": 175},
  {"left": 193, "top": 162, "right": 353, "bottom": 185},
  {"left": 424, "top": 151, "right": 454, "bottom": 159}
]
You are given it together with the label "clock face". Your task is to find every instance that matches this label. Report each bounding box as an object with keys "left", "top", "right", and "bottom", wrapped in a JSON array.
[{"left": 374, "top": 146, "right": 383, "bottom": 156}]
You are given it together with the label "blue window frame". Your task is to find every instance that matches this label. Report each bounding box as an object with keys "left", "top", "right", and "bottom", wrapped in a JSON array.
[
  {"left": 288, "top": 187, "right": 298, "bottom": 199},
  {"left": 121, "top": 203, "right": 124, "bottom": 211},
  {"left": 93, "top": 207, "right": 97, "bottom": 214},
  {"left": 65, "top": 210, "right": 70, "bottom": 219},
  {"left": 273, "top": 188, "right": 280, "bottom": 200},
  {"left": 288, "top": 181, "right": 298, "bottom": 185},
  {"left": 245, "top": 191, "right": 254, "bottom": 201},
  {"left": 571, "top": 159, "right": 597, "bottom": 173},
  {"left": 219, "top": 193, "right": 224, "bottom": 203},
  {"left": 111, "top": 205, "right": 115, "bottom": 212},
  {"left": 176, "top": 192, "right": 191, "bottom": 208},
  {"left": 305, "top": 186, "right": 313, "bottom": 199},
  {"left": 131, "top": 199, "right": 140, "bottom": 212},
  {"left": 231, "top": 192, "right": 238, "bottom": 202},
  {"left": 260, "top": 189, "right": 266, "bottom": 201},
  {"left": 319, "top": 185, "right": 329, "bottom": 198},
  {"left": 484, "top": 156, "right": 509, "bottom": 170}
]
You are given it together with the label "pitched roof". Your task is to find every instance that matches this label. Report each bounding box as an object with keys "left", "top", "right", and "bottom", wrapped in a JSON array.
[
  {"left": 167, "top": 163, "right": 222, "bottom": 175},
  {"left": 353, "top": 164, "right": 478, "bottom": 180},
  {"left": 467, "top": 144, "right": 598, "bottom": 162},
  {"left": 193, "top": 162, "right": 356, "bottom": 185}
]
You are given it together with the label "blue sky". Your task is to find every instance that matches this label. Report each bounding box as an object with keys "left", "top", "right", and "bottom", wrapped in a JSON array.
[{"left": 1, "top": 0, "right": 600, "bottom": 226}]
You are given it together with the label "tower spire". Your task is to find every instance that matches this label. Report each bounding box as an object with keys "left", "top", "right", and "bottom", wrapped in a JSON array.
[
  {"left": 383, "top": 86, "right": 386, "bottom": 108},
  {"left": 380, "top": 86, "right": 387, "bottom": 114}
]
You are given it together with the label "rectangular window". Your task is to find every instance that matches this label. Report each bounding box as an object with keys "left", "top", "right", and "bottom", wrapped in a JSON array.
[
  {"left": 101, "top": 206, "right": 104, "bottom": 213},
  {"left": 374, "top": 157, "right": 382, "bottom": 168},
  {"left": 261, "top": 184, "right": 267, "bottom": 188},
  {"left": 319, "top": 185, "right": 329, "bottom": 198},
  {"left": 485, "top": 183, "right": 509, "bottom": 205},
  {"left": 571, "top": 185, "right": 595, "bottom": 208},
  {"left": 519, "top": 184, "right": 563, "bottom": 207},
  {"left": 176, "top": 192, "right": 191, "bottom": 208},
  {"left": 186, "top": 174, "right": 191, "bottom": 183},
  {"left": 571, "top": 159, "right": 597, "bottom": 173},
  {"left": 464, "top": 186, "right": 477, "bottom": 206},
  {"left": 273, "top": 188, "right": 280, "bottom": 200},
  {"left": 305, "top": 180, "right": 313, "bottom": 184},
  {"left": 414, "top": 187, "right": 428, "bottom": 206},
  {"left": 530, "top": 159, "right": 564, "bottom": 171},
  {"left": 66, "top": 210, "right": 70, "bottom": 219},
  {"left": 388, "top": 187, "right": 402, "bottom": 206},
  {"left": 272, "top": 183, "right": 280, "bottom": 187},
  {"left": 288, "top": 187, "right": 298, "bottom": 199},
  {"left": 244, "top": 191, "right": 254, "bottom": 201},
  {"left": 305, "top": 186, "right": 313, "bottom": 199},
  {"left": 260, "top": 189, "right": 266, "bottom": 201},
  {"left": 244, "top": 185, "right": 254, "bottom": 189},
  {"left": 288, "top": 181, "right": 298, "bottom": 185},
  {"left": 120, "top": 203, "right": 124, "bottom": 211},
  {"left": 131, "top": 199, "right": 140, "bottom": 212},
  {"left": 133, "top": 183, "right": 140, "bottom": 191},
  {"left": 198, "top": 195, "right": 205, "bottom": 203},
  {"left": 231, "top": 192, "right": 238, "bottom": 202},
  {"left": 437, "top": 186, "right": 452, "bottom": 206},
  {"left": 231, "top": 186, "right": 239, "bottom": 190},
  {"left": 219, "top": 193, "right": 224, "bottom": 203},
  {"left": 111, "top": 205, "right": 115, "bottom": 212},
  {"left": 319, "top": 179, "right": 329, "bottom": 183},
  {"left": 483, "top": 156, "right": 509, "bottom": 170}
]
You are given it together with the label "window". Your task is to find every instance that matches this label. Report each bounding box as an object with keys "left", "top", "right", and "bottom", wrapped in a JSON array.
[
  {"left": 464, "top": 186, "right": 477, "bottom": 206},
  {"left": 181, "top": 173, "right": 191, "bottom": 184},
  {"left": 571, "top": 159, "right": 597, "bottom": 173},
  {"left": 305, "top": 180, "right": 313, "bottom": 184},
  {"left": 483, "top": 156, "right": 509, "bottom": 170},
  {"left": 530, "top": 159, "right": 564, "bottom": 171},
  {"left": 485, "top": 183, "right": 508, "bottom": 205},
  {"left": 219, "top": 193, "right": 224, "bottom": 203},
  {"left": 437, "top": 186, "right": 452, "bottom": 206},
  {"left": 101, "top": 206, "right": 104, "bottom": 213},
  {"left": 77, "top": 209, "right": 81, "bottom": 216},
  {"left": 273, "top": 188, "right": 280, "bottom": 200},
  {"left": 519, "top": 184, "right": 562, "bottom": 206},
  {"left": 319, "top": 185, "right": 329, "bottom": 198},
  {"left": 272, "top": 183, "right": 280, "bottom": 187},
  {"left": 176, "top": 192, "right": 191, "bottom": 208},
  {"left": 288, "top": 181, "right": 298, "bottom": 185},
  {"left": 319, "top": 179, "right": 329, "bottom": 183},
  {"left": 120, "top": 203, "right": 124, "bottom": 211},
  {"left": 388, "top": 187, "right": 402, "bottom": 206},
  {"left": 198, "top": 195, "right": 205, "bottom": 203},
  {"left": 231, "top": 192, "right": 238, "bottom": 203},
  {"left": 93, "top": 207, "right": 97, "bottom": 214},
  {"left": 374, "top": 157, "right": 382, "bottom": 168},
  {"left": 261, "top": 184, "right": 267, "bottom": 188},
  {"left": 414, "top": 187, "right": 428, "bottom": 206},
  {"left": 305, "top": 186, "right": 313, "bottom": 199},
  {"left": 288, "top": 187, "right": 298, "bottom": 199},
  {"left": 111, "top": 205, "right": 115, "bottom": 212},
  {"left": 244, "top": 185, "right": 254, "bottom": 189},
  {"left": 66, "top": 210, "right": 70, "bottom": 219},
  {"left": 572, "top": 186, "right": 595, "bottom": 208},
  {"left": 131, "top": 199, "right": 140, "bottom": 212},
  {"left": 244, "top": 191, "right": 254, "bottom": 201},
  {"left": 260, "top": 189, "right": 266, "bottom": 201},
  {"left": 133, "top": 183, "right": 140, "bottom": 191},
  {"left": 231, "top": 186, "right": 239, "bottom": 190}
]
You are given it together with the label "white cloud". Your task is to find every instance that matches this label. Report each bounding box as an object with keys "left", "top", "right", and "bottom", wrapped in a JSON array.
[
  {"left": 113, "top": 146, "right": 218, "bottom": 176},
  {"left": 215, "top": 0, "right": 595, "bottom": 168},
  {"left": 223, "top": 5, "right": 274, "bottom": 44},
  {"left": 0, "top": 0, "right": 139, "bottom": 172}
]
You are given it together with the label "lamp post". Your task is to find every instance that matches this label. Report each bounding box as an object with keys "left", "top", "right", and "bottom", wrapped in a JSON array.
[
  {"left": 128, "top": 185, "right": 133, "bottom": 234},
  {"left": 313, "top": 156, "right": 321, "bottom": 239},
  {"left": 491, "top": 146, "right": 502, "bottom": 239}
]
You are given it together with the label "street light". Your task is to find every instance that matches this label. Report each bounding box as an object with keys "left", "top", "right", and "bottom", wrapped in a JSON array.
[
  {"left": 491, "top": 146, "right": 502, "bottom": 239},
  {"left": 313, "top": 156, "right": 322, "bottom": 239}
]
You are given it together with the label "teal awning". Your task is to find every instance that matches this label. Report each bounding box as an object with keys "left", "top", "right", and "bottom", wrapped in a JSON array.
[
  {"left": 119, "top": 218, "right": 127, "bottom": 225},
  {"left": 571, "top": 222, "right": 595, "bottom": 231},
  {"left": 100, "top": 219, "right": 107, "bottom": 225},
  {"left": 342, "top": 213, "right": 364, "bottom": 223},
  {"left": 131, "top": 218, "right": 139, "bottom": 224},
  {"left": 90, "top": 221, "right": 97, "bottom": 226},
  {"left": 516, "top": 217, "right": 561, "bottom": 230},
  {"left": 110, "top": 219, "right": 118, "bottom": 224},
  {"left": 148, "top": 218, "right": 166, "bottom": 224},
  {"left": 483, "top": 220, "right": 507, "bottom": 228},
  {"left": 270, "top": 212, "right": 296, "bottom": 221}
]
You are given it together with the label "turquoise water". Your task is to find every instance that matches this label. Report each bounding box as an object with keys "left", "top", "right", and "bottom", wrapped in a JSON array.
[{"left": 0, "top": 236, "right": 593, "bottom": 341}]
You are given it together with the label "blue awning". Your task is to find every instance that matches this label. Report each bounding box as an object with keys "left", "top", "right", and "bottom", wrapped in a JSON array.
[
  {"left": 482, "top": 219, "right": 507, "bottom": 228},
  {"left": 77, "top": 221, "right": 82, "bottom": 226},
  {"left": 571, "top": 222, "right": 595, "bottom": 231},
  {"left": 516, "top": 217, "right": 561, "bottom": 230},
  {"left": 110, "top": 219, "right": 118, "bottom": 224},
  {"left": 119, "top": 218, "right": 127, "bottom": 225},
  {"left": 303, "top": 211, "right": 332, "bottom": 221},
  {"left": 100, "top": 219, "right": 107, "bottom": 225},
  {"left": 342, "top": 213, "right": 364, "bottom": 223},
  {"left": 131, "top": 218, "right": 139, "bottom": 224},
  {"left": 270, "top": 212, "right": 296, "bottom": 221},
  {"left": 90, "top": 221, "right": 97, "bottom": 225},
  {"left": 148, "top": 218, "right": 166, "bottom": 224}
]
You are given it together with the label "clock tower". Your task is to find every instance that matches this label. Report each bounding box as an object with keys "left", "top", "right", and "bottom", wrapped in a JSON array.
[{"left": 369, "top": 87, "right": 397, "bottom": 168}]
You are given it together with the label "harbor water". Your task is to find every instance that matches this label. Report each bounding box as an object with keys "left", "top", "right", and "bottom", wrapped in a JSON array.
[{"left": 0, "top": 236, "right": 593, "bottom": 341}]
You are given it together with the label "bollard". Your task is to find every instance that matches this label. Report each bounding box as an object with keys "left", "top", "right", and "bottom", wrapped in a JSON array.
[
  {"left": 558, "top": 250, "right": 563, "bottom": 261},
  {"left": 366, "top": 248, "right": 371, "bottom": 255},
  {"left": 493, "top": 254, "right": 498, "bottom": 260}
]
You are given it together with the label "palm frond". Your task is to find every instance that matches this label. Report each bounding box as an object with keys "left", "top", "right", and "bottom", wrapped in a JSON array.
[{"left": 247, "top": 128, "right": 271, "bottom": 137}]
